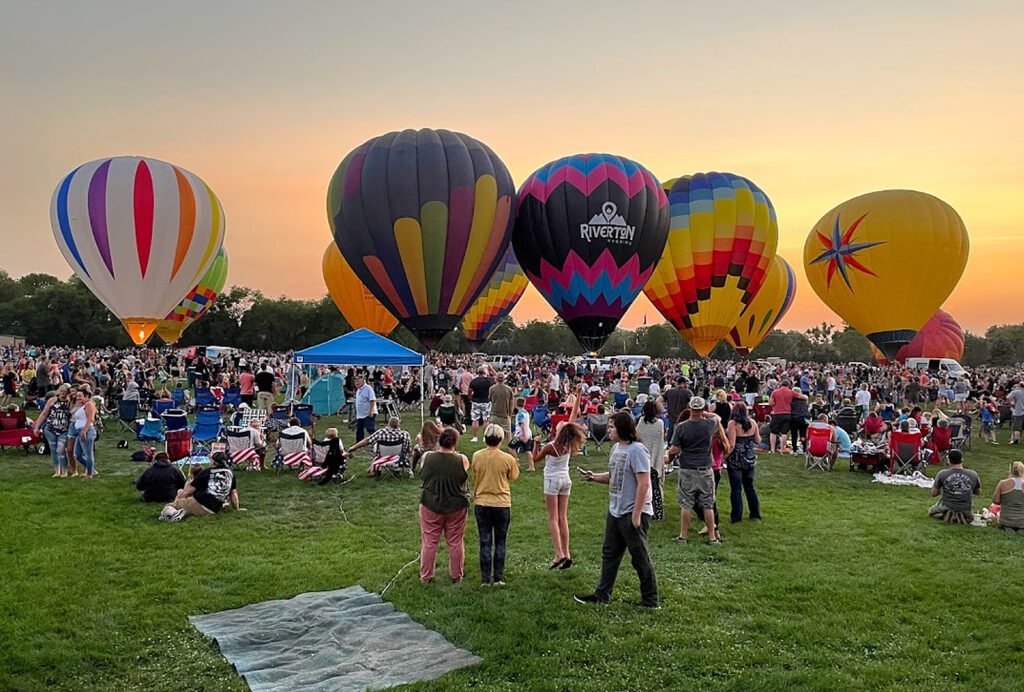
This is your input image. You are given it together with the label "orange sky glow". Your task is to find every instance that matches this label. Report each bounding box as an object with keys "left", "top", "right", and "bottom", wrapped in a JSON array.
[{"left": 1, "top": 2, "right": 1021, "bottom": 336}]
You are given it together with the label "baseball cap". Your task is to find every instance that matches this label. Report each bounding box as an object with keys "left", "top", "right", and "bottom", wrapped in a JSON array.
[{"left": 689, "top": 396, "right": 707, "bottom": 410}]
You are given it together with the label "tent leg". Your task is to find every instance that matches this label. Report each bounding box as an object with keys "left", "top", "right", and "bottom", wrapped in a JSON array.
[{"left": 420, "top": 367, "right": 425, "bottom": 430}]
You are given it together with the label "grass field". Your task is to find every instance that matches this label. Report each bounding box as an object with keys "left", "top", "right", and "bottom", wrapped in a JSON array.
[{"left": 3, "top": 410, "right": 1024, "bottom": 691}]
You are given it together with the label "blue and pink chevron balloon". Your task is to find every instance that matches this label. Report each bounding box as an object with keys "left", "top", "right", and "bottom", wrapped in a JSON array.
[{"left": 512, "top": 154, "right": 669, "bottom": 351}]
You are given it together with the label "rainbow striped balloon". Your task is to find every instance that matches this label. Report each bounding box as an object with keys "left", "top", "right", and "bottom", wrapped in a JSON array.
[
  {"left": 50, "top": 156, "right": 225, "bottom": 344},
  {"left": 643, "top": 172, "right": 778, "bottom": 356},
  {"left": 156, "top": 248, "right": 229, "bottom": 345},
  {"left": 460, "top": 246, "right": 528, "bottom": 345}
]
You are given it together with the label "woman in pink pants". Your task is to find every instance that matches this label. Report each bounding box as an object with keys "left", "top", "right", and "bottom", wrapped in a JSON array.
[{"left": 418, "top": 427, "right": 470, "bottom": 583}]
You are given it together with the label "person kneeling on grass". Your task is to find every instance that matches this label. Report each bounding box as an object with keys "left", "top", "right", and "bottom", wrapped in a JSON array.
[
  {"left": 159, "top": 452, "right": 243, "bottom": 522},
  {"left": 574, "top": 412, "right": 659, "bottom": 608},
  {"left": 928, "top": 449, "right": 980, "bottom": 523}
]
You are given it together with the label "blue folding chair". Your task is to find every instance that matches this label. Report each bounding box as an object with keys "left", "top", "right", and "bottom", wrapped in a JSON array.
[
  {"left": 162, "top": 408, "right": 189, "bottom": 432},
  {"left": 171, "top": 388, "right": 186, "bottom": 409},
  {"left": 222, "top": 388, "right": 242, "bottom": 409},
  {"left": 293, "top": 403, "right": 316, "bottom": 433},
  {"left": 150, "top": 398, "right": 174, "bottom": 417},
  {"left": 190, "top": 406, "right": 223, "bottom": 454},
  {"left": 117, "top": 399, "right": 140, "bottom": 434},
  {"left": 272, "top": 407, "right": 291, "bottom": 425},
  {"left": 532, "top": 405, "right": 551, "bottom": 436},
  {"left": 613, "top": 392, "right": 628, "bottom": 410},
  {"left": 136, "top": 415, "right": 165, "bottom": 442},
  {"left": 194, "top": 387, "right": 217, "bottom": 408}
]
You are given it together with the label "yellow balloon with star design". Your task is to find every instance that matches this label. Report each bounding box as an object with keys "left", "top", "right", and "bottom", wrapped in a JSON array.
[{"left": 803, "top": 190, "right": 969, "bottom": 360}]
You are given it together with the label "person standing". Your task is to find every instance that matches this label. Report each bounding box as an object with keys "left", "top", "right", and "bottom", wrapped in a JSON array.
[
  {"left": 418, "top": 427, "right": 471, "bottom": 584},
  {"left": 488, "top": 372, "right": 515, "bottom": 436},
  {"left": 725, "top": 402, "right": 761, "bottom": 523},
  {"left": 254, "top": 365, "right": 276, "bottom": 411},
  {"left": 669, "top": 397, "right": 729, "bottom": 544},
  {"left": 238, "top": 366, "right": 255, "bottom": 406},
  {"left": 468, "top": 367, "right": 494, "bottom": 442},
  {"left": 663, "top": 376, "right": 693, "bottom": 427},
  {"left": 34, "top": 384, "right": 73, "bottom": 477},
  {"left": 354, "top": 374, "right": 377, "bottom": 443},
  {"left": 471, "top": 424, "right": 520, "bottom": 585},
  {"left": 68, "top": 387, "right": 98, "bottom": 479},
  {"left": 635, "top": 400, "right": 666, "bottom": 521},
  {"left": 768, "top": 379, "right": 800, "bottom": 454},
  {"left": 575, "top": 412, "right": 658, "bottom": 608},
  {"left": 1007, "top": 382, "right": 1024, "bottom": 445}
]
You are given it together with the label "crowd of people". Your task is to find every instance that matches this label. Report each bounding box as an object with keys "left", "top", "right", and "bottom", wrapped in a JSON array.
[{"left": 5, "top": 342, "right": 1024, "bottom": 606}]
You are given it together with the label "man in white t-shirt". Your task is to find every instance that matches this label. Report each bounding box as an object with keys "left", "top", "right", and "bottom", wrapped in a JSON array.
[{"left": 854, "top": 383, "right": 871, "bottom": 416}]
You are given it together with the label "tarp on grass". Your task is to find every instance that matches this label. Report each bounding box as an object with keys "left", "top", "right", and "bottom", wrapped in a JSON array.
[{"left": 189, "top": 585, "right": 480, "bottom": 691}]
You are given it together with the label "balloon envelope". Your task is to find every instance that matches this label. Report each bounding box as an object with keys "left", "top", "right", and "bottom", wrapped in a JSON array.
[
  {"left": 328, "top": 129, "right": 515, "bottom": 348},
  {"left": 50, "top": 156, "right": 225, "bottom": 344},
  {"left": 322, "top": 242, "right": 399, "bottom": 336},
  {"left": 460, "top": 246, "right": 528, "bottom": 345},
  {"left": 871, "top": 309, "right": 965, "bottom": 364},
  {"left": 513, "top": 154, "right": 669, "bottom": 352},
  {"left": 643, "top": 172, "right": 779, "bottom": 356},
  {"left": 727, "top": 256, "right": 796, "bottom": 355},
  {"left": 156, "top": 248, "right": 229, "bottom": 344},
  {"left": 803, "top": 190, "right": 969, "bottom": 360}
]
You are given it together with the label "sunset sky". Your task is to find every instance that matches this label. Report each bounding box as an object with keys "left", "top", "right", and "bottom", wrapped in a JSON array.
[{"left": 2, "top": 1, "right": 1021, "bottom": 334}]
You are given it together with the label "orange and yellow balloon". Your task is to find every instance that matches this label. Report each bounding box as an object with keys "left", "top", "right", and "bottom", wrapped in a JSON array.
[
  {"left": 461, "top": 246, "right": 528, "bottom": 345},
  {"left": 323, "top": 242, "right": 398, "bottom": 336},
  {"left": 155, "top": 248, "right": 228, "bottom": 345},
  {"left": 727, "top": 256, "right": 796, "bottom": 355},
  {"left": 803, "top": 190, "right": 969, "bottom": 360},
  {"left": 644, "top": 172, "right": 779, "bottom": 356}
]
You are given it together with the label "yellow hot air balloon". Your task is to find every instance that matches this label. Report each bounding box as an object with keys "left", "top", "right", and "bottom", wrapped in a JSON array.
[
  {"left": 323, "top": 242, "right": 398, "bottom": 336},
  {"left": 644, "top": 172, "right": 779, "bottom": 356},
  {"left": 803, "top": 190, "right": 969, "bottom": 360},
  {"left": 156, "top": 248, "right": 229, "bottom": 345},
  {"left": 727, "top": 256, "right": 797, "bottom": 355}
]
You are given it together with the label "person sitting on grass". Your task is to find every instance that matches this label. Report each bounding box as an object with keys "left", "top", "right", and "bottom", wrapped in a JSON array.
[
  {"left": 991, "top": 461, "right": 1024, "bottom": 532},
  {"left": 134, "top": 451, "right": 185, "bottom": 503},
  {"left": 928, "top": 449, "right": 980, "bottom": 523},
  {"left": 159, "top": 452, "right": 243, "bottom": 522},
  {"left": 314, "top": 427, "right": 348, "bottom": 485}
]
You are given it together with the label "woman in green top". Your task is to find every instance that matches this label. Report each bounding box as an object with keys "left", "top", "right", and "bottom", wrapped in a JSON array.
[
  {"left": 419, "top": 427, "right": 471, "bottom": 583},
  {"left": 993, "top": 461, "right": 1024, "bottom": 531}
]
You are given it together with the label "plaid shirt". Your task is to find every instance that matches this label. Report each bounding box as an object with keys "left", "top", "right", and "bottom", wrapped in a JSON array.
[{"left": 367, "top": 426, "right": 411, "bottom": 461}]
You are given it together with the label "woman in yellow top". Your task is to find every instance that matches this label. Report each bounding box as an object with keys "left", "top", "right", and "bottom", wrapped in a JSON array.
[{"left": 471, "top": 424, "right": 520, "bottom": 586}]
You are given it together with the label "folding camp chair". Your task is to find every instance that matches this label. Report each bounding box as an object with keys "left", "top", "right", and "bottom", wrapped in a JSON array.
[
  {"left": 804, "top": 424, "right": 834, "bottom": 471},
  {"left": 583, "top": 413, "right": 609, "bottom": 455},
  {"left": 150, "top": 398, "right": 174, "bottom": 417},
  {"left": 379, "top": 398, "right": 399, "bottom": 421},
  {"left": 165, "top": 428, "right": 192, "bottom": 464},
  {"left": 548, "top": 412, "right": 569, "bottom": 441},
  {"left": 162, "top": 408, "right": 188, "bottom": 432},
  {"left": 222, "top": 388, "right": 242, "bottom": 409},
  {"left": 240, "top": 407, "right": 270, "bottom": 431},
  {"left": 116, "top": 399, "right": 140, "bottom": 434},
  {"left": 171, "top": 387, "right": 186, "bottom": 409},
  {"left": 190, "top": 406, "right": 223, "bottom": 455},
  {"left": 194, "top": 387, "right": 217, "bottom": 409},
  {"left": 888, "top": 431, "right": 923, "bottom": 475},
  {"left": 136, "top": 414, "right": 165, "bottom": 442},
  {"left": 224, "top": 427, "right": 261, "bottom": 471},
  {"left": 929, "top": 424, "right": 953, "bottom": 464},
  {"left": 523, "top": 395, "right": 538, "bottom": 412},
  {"left": 613, "top": 392, "right": 628, "bottom": 410},
  {"left": 948, "top": 416, "right": 971, "bottom": 451},
  {"left": 368, "top": 442, "right": 406, "bottom": 479},
  {"left": 532, "top": 405, "right": 551, "bottom": 437},
  {"left": 292, "top": 404, "right": 317, "bottom": 434},
  {"left": 835, "top": 408, "right": 859, "bottom": 437},
  {"left": 0, "top": 410, "right": 42, "bottom": 453},
  {"left": 277, "top": 430, "right": 310, "bottom": 472},
  {"left": 297, "top": 439, "right": 333, "bottom": 481}
]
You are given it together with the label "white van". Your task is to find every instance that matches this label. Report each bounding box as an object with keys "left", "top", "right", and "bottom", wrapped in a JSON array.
[
  {"left": 905, "top": 358, "right": 966, "bottom": 377},
  {"left": 613, "top": 355, "right": 652, "bottom": 372}
]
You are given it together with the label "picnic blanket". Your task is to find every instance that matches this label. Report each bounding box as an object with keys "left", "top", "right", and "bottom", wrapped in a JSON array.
[
  {"left": 189, "top": 585, "right": 480, "bottom": 692},
  {"left": 871, "top": 470, "right": 934, "bottom": 489}
]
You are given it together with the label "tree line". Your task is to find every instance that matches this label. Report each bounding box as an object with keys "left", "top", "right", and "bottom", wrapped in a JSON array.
[{"left": 0, "top": 271, "right": 1013, "bottom": 366}]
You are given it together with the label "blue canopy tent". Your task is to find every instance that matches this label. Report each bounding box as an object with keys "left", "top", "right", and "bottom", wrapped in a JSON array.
[{"left": 292, "top": 329, "right": 425, "bottom": 423}]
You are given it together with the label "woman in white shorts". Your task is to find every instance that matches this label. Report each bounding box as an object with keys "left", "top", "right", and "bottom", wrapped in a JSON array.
[{"left": 533, "top": 394, "right": 587, "bottom": 570}]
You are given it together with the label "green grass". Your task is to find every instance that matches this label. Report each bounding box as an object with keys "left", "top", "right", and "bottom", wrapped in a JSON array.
[{"left": 2, "top": 412, "right": 1024, "bottom": 691}]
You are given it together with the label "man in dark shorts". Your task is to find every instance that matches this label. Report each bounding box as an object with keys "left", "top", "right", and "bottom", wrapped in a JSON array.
[
  {"left": 768, "top": 379, "right": 803, "bottom": 454},
  {"left": 663, "top": 377, "right": 693, "bottom": 427}
]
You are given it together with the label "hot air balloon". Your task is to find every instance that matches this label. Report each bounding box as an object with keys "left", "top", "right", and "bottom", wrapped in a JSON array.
[
  {"left": 155, "top": 248, "right": 229, "bottom": 345},
  {"left": 460, "top": 246, "right": 528, "bottom": 345},
  {"left": 870, "top": 309, "right": 965, "bottom": 364},
  {"left": 643, "top": 172, "right": 779, "bottom": 357},
  {"left": 328, "top": 129, "right": 515, "bottom": 348},
  {"left": 727, "top": 256, "right": 796, "bottom": 355},
  {"left": 322, "top": 242, "right": 399, "bottom": 336},
  {"left": 513, "top": 154, "right": 669, "bottom": 352},
  {"left": 803, "top": 190, "right": 969, "bottom": 360},
  {"left": 50, "top": 156, "right": 225, "bottom": 345}
]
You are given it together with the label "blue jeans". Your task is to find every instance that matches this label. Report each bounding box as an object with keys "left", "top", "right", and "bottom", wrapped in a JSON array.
[
  {"left": 727, "top": 464, "right": 761, "bottom": 522},
  {"left": 43, "top": 428, "right": 68, "bottom": 472},
  {"left": 475, "top": 505, "right": 511, "bottom": 583},
  {"left": 356, "top": 416, "right": 375, "bottom": 443},
  {"left": 70, "top": 426, "right": 96, "bottom": 475}
]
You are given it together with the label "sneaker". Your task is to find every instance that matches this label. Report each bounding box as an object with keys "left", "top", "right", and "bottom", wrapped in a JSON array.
[
  {"left": 168, "top": 508, "right": 187, "bottom": 523},
  {"left": 708, "top": 538, "right": 722, "bottom": 546},
  {"left": 640, "top": 601, "right": 661, "bottom": 610},
  {"left": 470, "top": 437, "right": 479, "bottom": 443},
  {"left": 672, "top": 535, "right": 687, "bottom": 543},
  {"left": 492, "top": 580, "right": 506, "bottom": 587},
  {"left": 573, "top": 593, "right": 607, "bottom": 605},
  {"left": 480, "top": 582, "right": 491, "bottom": 587}
]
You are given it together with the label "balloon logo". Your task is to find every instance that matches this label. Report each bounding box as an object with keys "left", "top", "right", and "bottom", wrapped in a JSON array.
[
  {"left": 156, "top": 248, "right": 229, "bottom": 345},
  {"left": 322, "top": 242, "right": 399, "bottom": 336},
  {"left": 513, "top": 153, "right": 669, "bottom": 352},
  {"left": 461, "top": 246, "right": 528, "bottom": 345},
  {"left": 328, "top": 129, "right": 515, "bottom": 348},
  {"left": 50, "top": 156, "right": 225, "bottom": 345},
  {"left": 727, "top": 256, "right": 796, "bottom": 355},
  {"left": 804, "top": 190, "right": 969, "bottom": 360},
  {"left": 870, "top": 309, "right": 964, "bottom": 364},
  {"left": 643, "top": 172, "right": 779, "bottom": 356}
]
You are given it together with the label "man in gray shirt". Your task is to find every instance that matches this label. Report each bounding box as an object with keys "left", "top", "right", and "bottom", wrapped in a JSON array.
[
  {"left": 1008, "top": 382, "right": 1024, "bottom": 445},
  {"left": 669, "top": 397, "right": 729, "bottom": 544},
  {"left": 928, "top": 450, "right": 981, "bottom": 520}
]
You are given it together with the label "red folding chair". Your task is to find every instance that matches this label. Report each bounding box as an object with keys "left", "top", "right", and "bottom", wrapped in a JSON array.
[
  {"left": 165, "top": 428, "right": 192, "bottom": 464},
  {"left": 888, "top": 430, "right": 923, "bottom": 475},
  {"left": 523, "top": 395, "right": 538, "bottom": 412},
  {"left": 804, "top": 424, "right": 835, "bottom": 471},
  {"left": 928, "top": 425, "right": 952, "bottom": 464}
]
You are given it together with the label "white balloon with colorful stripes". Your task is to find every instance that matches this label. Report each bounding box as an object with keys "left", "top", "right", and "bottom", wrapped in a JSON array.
[{"left": 50, "top": 156, "right": 225, "bottom": 344}]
